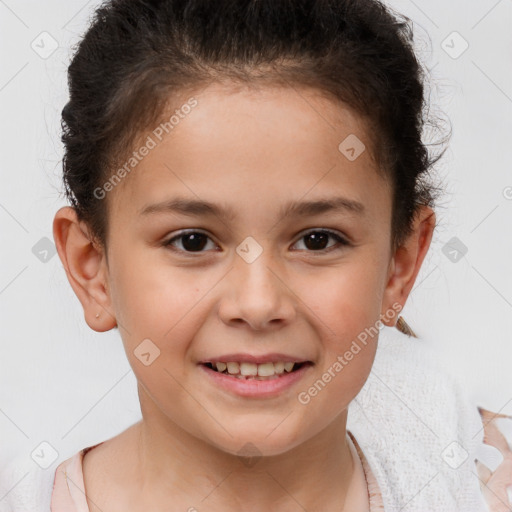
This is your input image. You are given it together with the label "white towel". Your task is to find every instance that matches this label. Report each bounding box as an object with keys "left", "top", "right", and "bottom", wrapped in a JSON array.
[
  {"left": 0, "top": 456, "right": 53, "bottom": 512},
  {"left": 347, "top": 324, "right": 490, "bottom": 511}
]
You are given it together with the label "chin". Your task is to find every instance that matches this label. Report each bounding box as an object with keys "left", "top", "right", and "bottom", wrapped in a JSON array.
[{"left": 205, "top": 422, "right": 308, "bottom": 459}]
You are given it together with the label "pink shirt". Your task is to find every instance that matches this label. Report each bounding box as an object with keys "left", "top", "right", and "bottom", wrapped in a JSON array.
[
  {"left": 51, "top": 443, "right": 103, "bottom": 512},
  {"left": 50, "top": 433, "right": 385, "bottom": 511}
]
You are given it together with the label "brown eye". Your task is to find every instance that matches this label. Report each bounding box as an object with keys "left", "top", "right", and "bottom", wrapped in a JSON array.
[
  {"left": 164, "top": 231, "right": 217, "bottom": 253},
  {"left": 293, "top": 230, "right": 350, "bottom": 252}
]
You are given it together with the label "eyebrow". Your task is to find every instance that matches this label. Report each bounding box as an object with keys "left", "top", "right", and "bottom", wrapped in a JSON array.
[{"left": 139, "top": 196, "right": 366, "bottom": 220}]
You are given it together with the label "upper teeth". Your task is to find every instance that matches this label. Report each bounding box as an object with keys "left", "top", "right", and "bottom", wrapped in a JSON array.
[{"left": 213, "top": 361, "right": 296, "bottom": 376}]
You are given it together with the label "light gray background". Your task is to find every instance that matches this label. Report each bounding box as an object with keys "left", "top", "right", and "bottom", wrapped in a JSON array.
[{"left": 1, "top": 0, "right": 511, "bottom": 469}]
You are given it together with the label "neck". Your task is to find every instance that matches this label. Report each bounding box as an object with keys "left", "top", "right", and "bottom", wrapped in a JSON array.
[{"left": 132, "top": 398, "right": 362, "bottom": 511}]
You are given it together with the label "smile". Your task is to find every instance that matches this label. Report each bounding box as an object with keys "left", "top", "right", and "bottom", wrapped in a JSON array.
[
  {"left": 199, "top": 360, "right": 313, "bottom": 398},
  {"left": 203, "top": 361, "right": 310, "bottom": 379}
]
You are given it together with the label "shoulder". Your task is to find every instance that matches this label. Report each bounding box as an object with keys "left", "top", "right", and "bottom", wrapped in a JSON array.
[{"left": 0, "top": 442, "right": 105, "bottom": 512}]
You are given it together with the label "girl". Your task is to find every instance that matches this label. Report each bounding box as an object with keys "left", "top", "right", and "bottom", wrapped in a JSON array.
[{"left": 2, "top": 0, "right": 511, "bottom": 511}]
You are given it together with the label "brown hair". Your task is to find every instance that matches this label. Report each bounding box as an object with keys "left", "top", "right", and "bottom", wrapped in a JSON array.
[{"left": 60, "top": 0, "right": 449, "bottom": 261}]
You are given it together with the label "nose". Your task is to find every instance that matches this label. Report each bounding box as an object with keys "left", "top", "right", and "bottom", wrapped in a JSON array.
[{"left": 217, "top": 250, "right": 296, "bottom": 331}]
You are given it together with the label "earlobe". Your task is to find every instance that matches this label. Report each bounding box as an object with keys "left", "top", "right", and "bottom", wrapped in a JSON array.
[
  {"left": 52, "top": 206, "right": 117, "bottom": 332},
  {"left": 380, "top": 205, "right": 436, "bottom": 327}
]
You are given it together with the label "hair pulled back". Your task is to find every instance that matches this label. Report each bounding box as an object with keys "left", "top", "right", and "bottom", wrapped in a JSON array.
[{"left": 61, "top": 0, "right": 448, "bottom": 253}]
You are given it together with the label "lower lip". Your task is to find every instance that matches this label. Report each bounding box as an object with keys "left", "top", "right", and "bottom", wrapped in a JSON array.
[{"left": 198, "top": 363, "right": 312, "bottom": 398}]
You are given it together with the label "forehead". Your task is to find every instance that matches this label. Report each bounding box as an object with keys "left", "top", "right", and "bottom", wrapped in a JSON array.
[{"left": 109, "top": 82, "right": 391, "bottom": 224}]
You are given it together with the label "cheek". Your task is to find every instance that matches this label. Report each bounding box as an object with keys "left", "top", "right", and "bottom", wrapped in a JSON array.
[
  {"left": 110, "top": 247, "right": 205, "bottom": 340},
  {"left": 295, "top": 258, "right": 383, "bottom": 397},
  {"left": 308, "top": 258, "right": 385, "bottom": 338}
]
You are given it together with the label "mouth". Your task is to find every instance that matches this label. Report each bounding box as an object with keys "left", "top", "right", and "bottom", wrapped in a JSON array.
[{"left": 200, "top": 361, "right": 313, "bottom": 380}]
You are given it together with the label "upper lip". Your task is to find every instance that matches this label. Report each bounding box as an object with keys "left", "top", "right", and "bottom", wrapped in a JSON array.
[{"left": 198, "top": 353, "right": 313, "bottom": 364}]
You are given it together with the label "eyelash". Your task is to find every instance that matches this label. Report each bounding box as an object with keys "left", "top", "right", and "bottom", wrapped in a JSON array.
[{"left": 163, "top": 229, "right": 351, "bottom": 255}]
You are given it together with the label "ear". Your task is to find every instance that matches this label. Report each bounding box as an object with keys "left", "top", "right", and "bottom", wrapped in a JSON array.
[
  {"left": 52, "top": 206, "right": 117, "bottom": 332},
  {"left": 380, "top": 205, "right": 436, "bottom": 327}
]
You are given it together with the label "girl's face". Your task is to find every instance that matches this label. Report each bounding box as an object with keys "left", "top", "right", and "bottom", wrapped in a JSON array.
[{"left": 56, "top": 82, "right": 433, "bottom": 457}]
